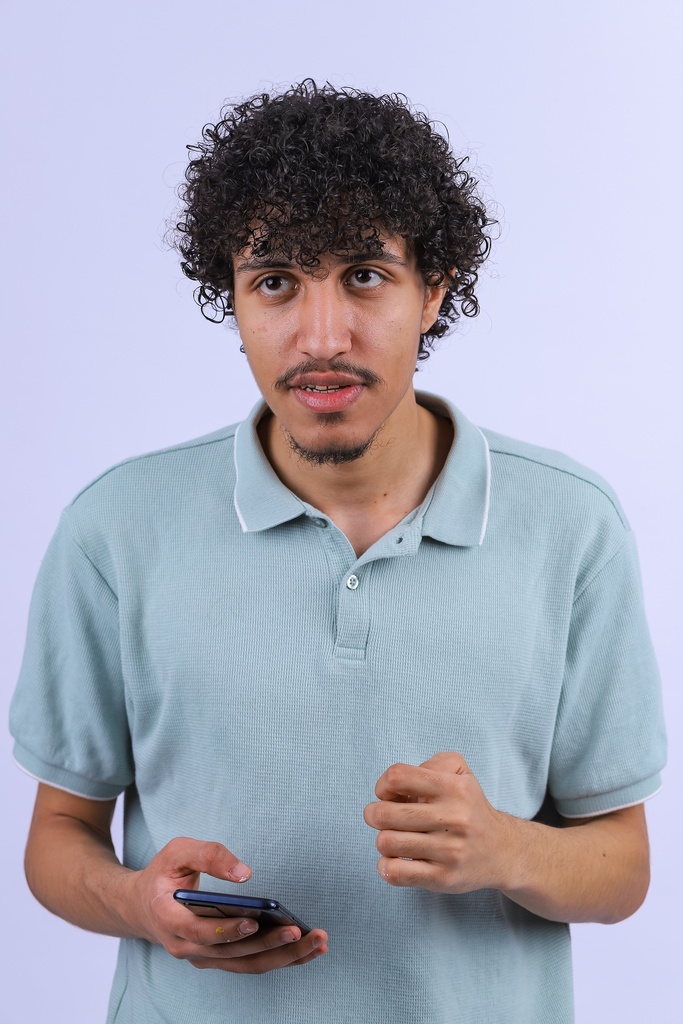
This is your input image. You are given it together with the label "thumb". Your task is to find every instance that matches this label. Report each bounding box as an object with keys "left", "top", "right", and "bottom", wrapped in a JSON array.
[
  {"left": 419, "top": 751, "right": 472, "bottom": 776},
  {"left": 161, "top": 837, "right": 252, "bottom": 883}
]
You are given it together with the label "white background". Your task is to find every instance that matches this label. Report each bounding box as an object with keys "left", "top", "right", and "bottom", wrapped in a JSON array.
[{"left": 1, "top": 1, "right": 681, "bottom": 1020}]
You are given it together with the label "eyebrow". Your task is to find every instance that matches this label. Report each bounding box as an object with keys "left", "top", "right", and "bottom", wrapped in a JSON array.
[{"left": 233, "top": 252, "right": 408, "bottom": 275}]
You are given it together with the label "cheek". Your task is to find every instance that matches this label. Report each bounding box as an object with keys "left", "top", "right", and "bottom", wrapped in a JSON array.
[
  {"left": 240, "top": 317, "right": 292, "bottom": 370},
  {"left": 355, "top": 304, "right": 419, "bottom": 348}
]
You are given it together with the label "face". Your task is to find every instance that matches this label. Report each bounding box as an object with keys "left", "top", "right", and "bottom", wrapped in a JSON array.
[{"left": 231, "top": 234, "right": 447, "bottom": 466}]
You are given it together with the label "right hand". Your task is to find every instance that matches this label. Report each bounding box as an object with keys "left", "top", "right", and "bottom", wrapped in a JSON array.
[{"left": 126, "top": 837, "right": 329, "bottom": 973}]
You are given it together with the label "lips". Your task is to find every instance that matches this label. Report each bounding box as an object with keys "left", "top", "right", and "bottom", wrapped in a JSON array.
[
  {"left": 288, "top": 372, "right": 366, "bottom": 389},
  {"left": 278, "top": 364, "right": 380, "bottom": 415},
  {"left": 291, "top": 381, "right": 365, "bottom": 413}
]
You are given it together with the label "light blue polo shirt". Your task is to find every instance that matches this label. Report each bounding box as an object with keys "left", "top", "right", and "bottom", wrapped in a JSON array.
[{"left": 10, "top": 392, "right": 666, "bottom": 1024}]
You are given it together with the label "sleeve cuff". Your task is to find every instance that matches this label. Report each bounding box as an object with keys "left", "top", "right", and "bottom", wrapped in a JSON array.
[
  {"left": 12, "top": 742, "right": 127, "bottom": 801},
  {"left": 554, "top": 772, "right": 662, "bottom": 818}
]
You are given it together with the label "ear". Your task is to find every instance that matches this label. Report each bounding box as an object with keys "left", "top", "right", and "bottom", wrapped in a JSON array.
[{"left": 420, "top": 271, "right": 454, "bottom": 334}]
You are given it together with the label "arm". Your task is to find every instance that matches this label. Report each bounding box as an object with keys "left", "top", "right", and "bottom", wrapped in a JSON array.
[
  {"left": 500, "top": 802, "right": 649, "bottom": 923},
  {"left": 363, "top": 752, "right": 650, "bottom": 925},
  {"left": 25, "top": 783, "right": 328, "bottom": 972}
]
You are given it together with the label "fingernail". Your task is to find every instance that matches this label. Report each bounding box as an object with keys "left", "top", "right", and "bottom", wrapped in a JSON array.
[
  {"left": 283, "top": 929, "right": 298, "bottom": 942},
  {"left": 230, "top": 861, "right": 251, "bottom": 881},
  {"left": 238, "top": 919, "right": 259, "bottom": 936}
]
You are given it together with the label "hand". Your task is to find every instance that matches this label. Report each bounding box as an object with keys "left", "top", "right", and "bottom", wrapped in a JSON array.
[
  {"left": 126, "top": 837, "right": 329, "bottom": 973},
  {"left": 363, "top": 752, "right": 512, "bottom": 894}
]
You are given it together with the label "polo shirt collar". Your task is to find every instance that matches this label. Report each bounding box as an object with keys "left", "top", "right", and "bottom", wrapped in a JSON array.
[
  {"left": 233, "top": 405, "right": 306, "bottom": 532},
  {"left": 233, "top": 391, "right": 490, "bottom": 547},
  {"left": 418, "top": 391, "right": 491, "bottom": 547}
]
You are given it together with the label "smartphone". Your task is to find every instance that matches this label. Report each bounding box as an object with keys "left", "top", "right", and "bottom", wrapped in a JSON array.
[{"left": 173, "top": 889, "right": 311, "bottom": 935}]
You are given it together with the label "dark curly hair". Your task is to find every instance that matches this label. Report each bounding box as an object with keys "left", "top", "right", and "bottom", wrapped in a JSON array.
[{"left": 174, "top": 80, "right": 494, "bottom": 360}]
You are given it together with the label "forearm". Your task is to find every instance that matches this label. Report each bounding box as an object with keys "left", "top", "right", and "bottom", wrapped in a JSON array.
[
  {"left": 24, "top": 784, "right": 330, "bottom": 973},
  {"left": 499, "top": 805, "right": 650, "bottom": 925},
  {"left": 366, "top": 756, "right": 652, "bottom": 924},
  {"left": 25, "top": 793, "right": 141, "bottom": 939}
]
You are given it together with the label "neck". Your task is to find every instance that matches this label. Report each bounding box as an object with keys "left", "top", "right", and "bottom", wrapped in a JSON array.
[{"left": 258, "top": 390, "right": 453, "bottom": 553}]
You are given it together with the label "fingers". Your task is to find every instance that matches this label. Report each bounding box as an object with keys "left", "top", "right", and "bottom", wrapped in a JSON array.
[
  {"left": 376, "top": 855, "right": 444, "bottom": 890},
  {"left": 375, "top": 829, "right": 453, "bottom": 861},
  {"left": 159, "top": 837, "right": 251, "bottom": 883},
  {"left": 161, "top": 886, "right": 330, "bottom": 974},
  {"left": 185, "top": 928, "right": 329, "bottom": 974},
  {"left": 139, "top": 837, "right": 327, "bottom": 975},
  {"left": 374, "top": 755, "right": 470, "bottom": 802},
  {"left": 418, "top": 751, "right": 472, "bottom": 775},
  {"left": 180, "top": 916, "right": 262, "bottom": 953},
  {"left": 364, "top": 797, "right": 457, "bottom": 832},
  {"left": 187, "top": 922, "right": 302, "bottom": 960}
]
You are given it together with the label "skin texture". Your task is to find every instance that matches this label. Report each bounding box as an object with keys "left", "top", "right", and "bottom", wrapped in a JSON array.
[
  {"left": 233, "top": 234, "right": 452, "bottom": 556},
  {"left": 23, "top": 232, "right": 651, "bottom": 972},
  {"left": 25, "top": 785, "right": 329, "bottom": 973},
  {"left": 363, "top": 753, "right": 650, "bottom": 925}
]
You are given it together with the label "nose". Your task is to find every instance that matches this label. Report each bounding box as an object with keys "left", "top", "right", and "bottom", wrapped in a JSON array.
[{"left": 295, "top": 279, "right": 353, "bottom": 361}]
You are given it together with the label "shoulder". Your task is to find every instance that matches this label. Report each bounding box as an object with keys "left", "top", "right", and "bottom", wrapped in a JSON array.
[
  {"left": 478, "top": 427, "right": 634, "bottom": 592},
  {"left": 63, "top": 423, "right": 241, "bottom": 548},
  {"left": 73, "top": 423, "right": 239, "bottom": 499},
  {"left": 481, "top": 426, "right": 629, "bottom": 530}
]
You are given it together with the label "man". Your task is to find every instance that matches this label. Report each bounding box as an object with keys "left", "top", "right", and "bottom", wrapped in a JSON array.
[{"left": 10, "top": 82, "right": 666, "bottom": 1023}]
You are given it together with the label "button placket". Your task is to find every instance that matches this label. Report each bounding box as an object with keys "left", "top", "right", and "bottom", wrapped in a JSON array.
[{"left": 334, "top": 564, "right": 372, "bottom": 660}]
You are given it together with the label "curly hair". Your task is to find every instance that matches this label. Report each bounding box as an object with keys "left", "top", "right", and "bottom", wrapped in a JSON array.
[{"left": 174, "top": 80, "right": 494, "bottom": 359}]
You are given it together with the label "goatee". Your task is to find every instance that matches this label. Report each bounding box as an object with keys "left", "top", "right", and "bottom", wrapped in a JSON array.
[{"left": 284, "top": 423, "right": 382, "bottom": 466}]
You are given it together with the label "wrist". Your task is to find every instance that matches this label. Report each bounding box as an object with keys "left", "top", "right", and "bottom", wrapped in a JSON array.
[
  {"left": 492, "top": 813, "right": 539, "bottom": 895},
  {"left": 87, "top": 858, "right": 147, "bottom": 941},
  {"left": 118, "top": 867, "right": 156, "bottom": 941}
]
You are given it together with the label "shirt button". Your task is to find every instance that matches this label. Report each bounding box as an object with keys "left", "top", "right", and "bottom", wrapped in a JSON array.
[
  {"left": 346, "top": 574, "right": 359, "bottom": 590},
  {"left": 312, "top": 517, "right": 328, "bottom": 528}
]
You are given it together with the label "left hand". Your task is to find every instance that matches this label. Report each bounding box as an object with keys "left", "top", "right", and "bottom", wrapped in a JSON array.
[{"left": 363, "top": 751, "right": 513, "bottom": 893}]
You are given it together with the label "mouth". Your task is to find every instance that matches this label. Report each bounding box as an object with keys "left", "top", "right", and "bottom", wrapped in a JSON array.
[
  {"left": 290, "top": 378, "right": 365, "bottom": 413},
  {"left": 275, "top": 363, "right": 383, "bottom": 416},
  {"left": 288, "top": 371, "right": 366, "bottom": 389}
]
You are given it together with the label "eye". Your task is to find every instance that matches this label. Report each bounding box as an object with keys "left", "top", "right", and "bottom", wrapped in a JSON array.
[
  {"left": 256, "top": 275, "right": 293, "bottom": 295},
  {"left": 347, "top": 268, "right": 384, "bottom": 289}
]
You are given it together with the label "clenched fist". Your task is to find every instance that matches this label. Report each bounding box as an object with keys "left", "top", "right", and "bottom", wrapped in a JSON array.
[{"left": 363, "top": 752, "right": 514, "bottom": 894}]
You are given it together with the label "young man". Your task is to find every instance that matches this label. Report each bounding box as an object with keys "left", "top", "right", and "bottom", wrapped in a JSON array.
[{"left": 10, "top": 83, "right": 666, "bottom": 1023}]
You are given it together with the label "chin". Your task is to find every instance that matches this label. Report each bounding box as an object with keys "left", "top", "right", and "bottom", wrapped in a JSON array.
[{"left": 285, "top": 429, "right": 377, "bottom": 467}]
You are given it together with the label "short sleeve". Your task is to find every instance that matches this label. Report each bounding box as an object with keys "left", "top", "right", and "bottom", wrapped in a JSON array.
[
  {"left": 549, "top": 529, "right": 666, "bottom": 817},
  {"left": 10, "top": 511, "right": 134, "bottom": 799}
]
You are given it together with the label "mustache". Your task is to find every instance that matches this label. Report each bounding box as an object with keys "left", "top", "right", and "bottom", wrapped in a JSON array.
[{"left": 273, "top": 360, "right": 385, "bottom": 390}]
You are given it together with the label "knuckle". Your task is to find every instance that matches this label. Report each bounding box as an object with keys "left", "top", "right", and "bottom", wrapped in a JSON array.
[
  {"left": 203, "top": 840, "right": 225, "bottom": 863},
  {"left": 384, "top": 764, "right": 405, "bottom": 787},
  {"left": 188, "top": 922, "right": 210, "bottom": 945},
  {"left": 374, "top": 805, "right": 391, "bottom": 829},
  {"left": 375, "top": 830, "right": 393, "bottom": 855},
  {"left": 166, "top": 940, "right": 187, "bottom": 960},
  {"left": 165, "top": 835, "right": 190, "bottom": 856},
  {"left": 457, "top": 810, "right": 473, "bottom": 832},
  {"left": 405, "top": 804, "right": 424, "bottom": 826}
]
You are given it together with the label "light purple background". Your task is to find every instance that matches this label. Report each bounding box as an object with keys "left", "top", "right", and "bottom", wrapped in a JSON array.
[{"left": 1, "top": 2, "right": 680, "bottom": 1020}]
